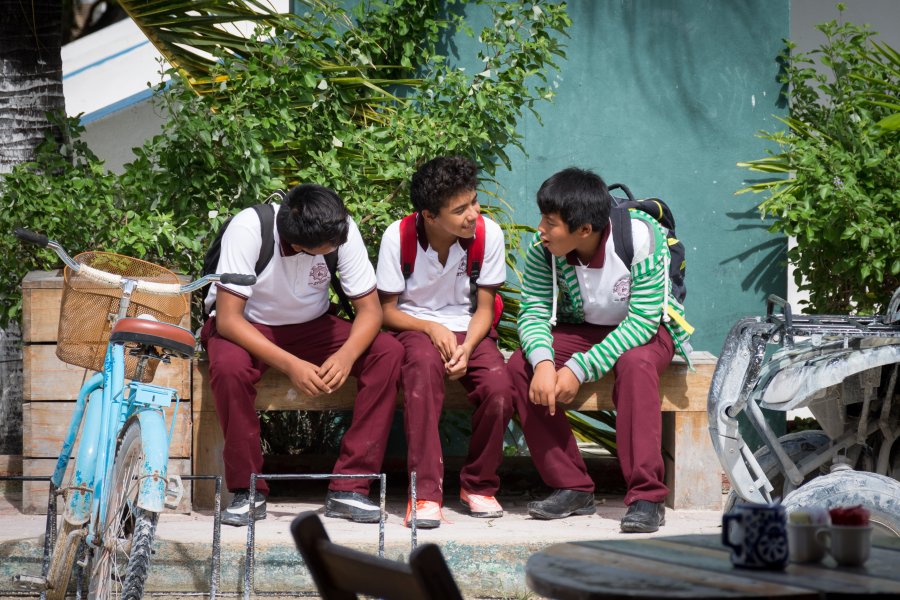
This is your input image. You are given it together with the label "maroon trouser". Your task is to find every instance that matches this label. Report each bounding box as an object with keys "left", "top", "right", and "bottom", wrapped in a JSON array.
[
  {"left": 201, "top": 314, "right": 402, "bottom": 496},
  {"left": 508, "top": 323, "right": 675, "bottom": 505},
  {"left": 396, "top": 330, "right": 514, "bottom": 503}
]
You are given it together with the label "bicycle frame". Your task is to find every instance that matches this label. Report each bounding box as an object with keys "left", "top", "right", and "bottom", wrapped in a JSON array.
[
  {"left": 11, "top": 227, "right": 254, "bottom": 597},
  {"left": 49, "top": 284, "right": 181, "bottom": 546}
]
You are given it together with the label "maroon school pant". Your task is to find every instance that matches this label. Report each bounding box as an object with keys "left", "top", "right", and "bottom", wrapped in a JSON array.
[
  {"left": 396, "top": 330, "right": 514, "bottom": 503},
  {"left": 201, "top": 314, "right": 402, "bottom": 496},
  {"left": 507, "top": 323, "right": 675, "bottom": 505}
]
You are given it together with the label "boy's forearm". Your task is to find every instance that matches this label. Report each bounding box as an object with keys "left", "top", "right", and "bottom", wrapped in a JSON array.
[
  {"left": 217, "top": 313, "right": 298, "bottom": 374},
  {"left": 381, "top": 301, "right": 435, "bottom": 334},
  {"left": 462, "top": 303, "right": 493, "bottom": 354},
  {"left": 518, "top": 237, "right": 556, "bottom": 365}
]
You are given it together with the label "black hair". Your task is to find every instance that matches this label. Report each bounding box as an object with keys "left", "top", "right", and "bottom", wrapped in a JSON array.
[
  {"left": 276, "top": 183, "right": 349, "bottom": 248},
  {"left": 410, "top": 156, "right": 479, "bottom": 215},
  {"left": 536, "top": 167, "right": 612, "bottom": 232}
]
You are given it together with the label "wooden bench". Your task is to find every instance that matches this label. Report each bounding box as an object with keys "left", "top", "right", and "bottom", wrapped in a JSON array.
[{"left": 192, "top": 351, "right": 722, "bottom": 511}]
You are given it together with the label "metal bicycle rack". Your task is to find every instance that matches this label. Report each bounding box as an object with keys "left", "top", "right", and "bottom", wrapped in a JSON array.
[{"left": 2, "top": 469, "right": 427, "bottom": 599}]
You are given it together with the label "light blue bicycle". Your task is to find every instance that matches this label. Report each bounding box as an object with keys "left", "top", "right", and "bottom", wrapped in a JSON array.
[{"left": 12, "top": 229, "right": 253, "bottom": 600}]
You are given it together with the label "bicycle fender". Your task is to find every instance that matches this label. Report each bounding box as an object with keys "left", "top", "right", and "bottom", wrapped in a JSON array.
[
  {"left": 136, "top": 410, "right": 170, "bottom": 513},
  {"left": 64, "top": 385, "right": 106, "bottom": 525},
  {"left": 54, "top": 372, "right": 103, "bottom": 488}
]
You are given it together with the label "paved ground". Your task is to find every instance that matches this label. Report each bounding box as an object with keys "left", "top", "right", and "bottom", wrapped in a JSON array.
[{"left": 0, "top": 477, "right": 727, "bottom": 599}]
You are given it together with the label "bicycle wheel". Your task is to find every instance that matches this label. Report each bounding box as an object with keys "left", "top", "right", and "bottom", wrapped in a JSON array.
[
  {"left": 46, "top": 518, "right": 86, "bottom": 600},
  {"left": 88, "top": 421, "right": 159, "bottom": 600}
]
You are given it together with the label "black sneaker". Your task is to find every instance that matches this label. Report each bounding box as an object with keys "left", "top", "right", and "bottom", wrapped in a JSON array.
[
  {"left": 324, "top": 491, "right": 381, "bottom": 523},
  {"left": 620, "top": 500, "right": 666, "bottom": 533},
  {"left": 222, "top": 490, "right": 267, "bottom": 527},
  {"left": 528, "top": 489, "right": 596, "bottom": 520}
]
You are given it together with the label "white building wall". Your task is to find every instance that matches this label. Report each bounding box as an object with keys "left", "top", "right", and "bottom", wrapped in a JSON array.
[{"left": 62, "top": 2, "right": 291, "bottom": 173}]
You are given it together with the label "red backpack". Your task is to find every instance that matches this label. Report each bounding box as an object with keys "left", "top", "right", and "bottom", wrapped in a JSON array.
[{"left": 399, "top": 212, "right": 504, "bottom": 329}]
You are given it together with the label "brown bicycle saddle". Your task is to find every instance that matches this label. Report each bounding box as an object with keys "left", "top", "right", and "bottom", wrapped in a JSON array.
[{"left": 109, "top": 317, "right": 195, "bottom": 359}]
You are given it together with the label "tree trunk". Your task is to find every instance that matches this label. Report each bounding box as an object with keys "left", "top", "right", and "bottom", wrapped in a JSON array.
[
  {"left": 0, "top": 1, "right": 66, "bottom": 456},
  {"left": 0, "top": 0, "right": 66, "bottom": 174}
]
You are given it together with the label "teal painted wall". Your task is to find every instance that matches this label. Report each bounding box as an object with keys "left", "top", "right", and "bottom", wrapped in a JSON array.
[{"left": 453, "top": 1, "right": 790, "bottom": 354}]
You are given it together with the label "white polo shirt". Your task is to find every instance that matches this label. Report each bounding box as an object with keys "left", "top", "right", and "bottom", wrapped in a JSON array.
[
  {"left": 204, "top": 204, "right": 376, "bottom": 326},
  {"left": 572, "top": 218, "right": 653, "bottom": 326},
  {"left": 376, "top": 214, "right": 506, "bottom": 332}
]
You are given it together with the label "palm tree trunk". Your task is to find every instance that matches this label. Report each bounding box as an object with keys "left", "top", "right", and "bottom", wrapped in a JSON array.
[{"left": 0, "top": 0, "right": 66, "bottom": 174}]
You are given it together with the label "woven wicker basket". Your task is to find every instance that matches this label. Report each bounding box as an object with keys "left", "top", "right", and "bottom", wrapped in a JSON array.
[{"left": 56, "top": 252, "right": 188, "bottom": 382}]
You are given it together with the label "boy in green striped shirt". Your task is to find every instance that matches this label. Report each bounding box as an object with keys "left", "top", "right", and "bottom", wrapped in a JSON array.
[{"left": 508, "top": 167, "right": 692, "bottom": 533}]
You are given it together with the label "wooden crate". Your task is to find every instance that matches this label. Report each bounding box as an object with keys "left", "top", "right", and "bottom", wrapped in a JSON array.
[
  {"left": 24, "top": 401, "right": 192, "bottom": 459},
  {"left": 0, "top": 454, "right": 22, "bottom": 495},
  {"left": 21, "top": 270, "right": 193, "bottom": 513}
]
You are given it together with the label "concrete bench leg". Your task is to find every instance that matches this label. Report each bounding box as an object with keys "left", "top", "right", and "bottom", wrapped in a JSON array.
[{"left": 662, "top": 411, "right": 723, "bottom": 511}]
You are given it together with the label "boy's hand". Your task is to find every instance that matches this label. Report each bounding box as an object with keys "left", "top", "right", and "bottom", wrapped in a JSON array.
[
  {"left": 530, "top": 361, "right": 558, "bottom": 415},
  {"left": 318, "top": 349, "right": 354, "bottom": 392},
  {"left": 555, "top": 366, "right": 581, "bottom": 405},
  {"left": 288, "top": 358, "right": 331, "bottom": 397},
  {"left": 445, "top": 345, "right": 471, "bottom": 380},
  {"left": 425, "top": 321, "right": 458, "bottom": 361}
]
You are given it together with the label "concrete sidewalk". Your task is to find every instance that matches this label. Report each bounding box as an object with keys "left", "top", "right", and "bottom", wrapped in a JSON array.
[{"left": 0, "top": 480, "right": 726, "bottom": 599}]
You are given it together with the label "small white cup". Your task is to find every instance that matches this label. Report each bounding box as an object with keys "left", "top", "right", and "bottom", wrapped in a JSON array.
[
  {"left": 787, "top": 523, "right": 827, "bottom": 564},
  {"left": 817, "top": 525, "right": 873, "bottom": 567}
]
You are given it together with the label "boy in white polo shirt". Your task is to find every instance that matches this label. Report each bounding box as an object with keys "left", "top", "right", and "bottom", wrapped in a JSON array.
[
  {"left": 201, "top": 183, "right": 403, "bottom": 527},
  {"left": 376, "top": 156, "right": 514, "bottom": 529}
]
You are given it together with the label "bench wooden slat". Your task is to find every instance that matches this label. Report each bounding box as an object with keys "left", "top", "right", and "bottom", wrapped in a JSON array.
[{"left": 192, "top": 351, "right": 716, "bottom": 413}]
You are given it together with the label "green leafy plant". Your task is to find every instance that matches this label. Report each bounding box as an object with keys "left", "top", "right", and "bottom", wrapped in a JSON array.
[
  {"left": 737, "top": 9, "right": 900, "bottom": 314},
  {"left": 1, "top": 1, "right": 577, "bottom": 457},
  {"left": 1, "top": 1, "right": 571, "bottom": 348}
]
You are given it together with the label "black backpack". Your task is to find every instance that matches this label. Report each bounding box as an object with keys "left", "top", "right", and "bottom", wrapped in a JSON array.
[
  {"left": 201, "top": 191, "right": 354, "bottom": 320},
  {"left": 543, "top": 183, "right": 686, "bottom": 303}
]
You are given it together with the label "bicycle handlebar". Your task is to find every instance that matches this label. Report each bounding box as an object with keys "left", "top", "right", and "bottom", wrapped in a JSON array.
[
  {"left": 14, "top": 227, "right": 256, "bottom": 294},
  {"left": 14, "top": 228, "right": 49, "bottom": 247}
]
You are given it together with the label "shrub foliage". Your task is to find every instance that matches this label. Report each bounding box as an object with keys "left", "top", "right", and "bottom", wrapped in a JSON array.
[{"left": 738, "top": 12, "right": 900, "bottom": 314}]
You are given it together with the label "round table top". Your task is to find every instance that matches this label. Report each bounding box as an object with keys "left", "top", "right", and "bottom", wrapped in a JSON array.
[{"left": 525, "top": 534, "right": 900, "bottom": 599}]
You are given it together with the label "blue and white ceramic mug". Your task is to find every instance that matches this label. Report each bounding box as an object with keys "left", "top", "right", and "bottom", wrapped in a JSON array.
[{"left": 722, "top": 501, "right": 789, "bottom": 570}]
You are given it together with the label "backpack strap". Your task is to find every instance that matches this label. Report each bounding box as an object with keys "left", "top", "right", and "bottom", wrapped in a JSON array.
[
  {"left": 251, "top": 203, "right": 277, "bottom": 276},
  {"left": 608, "top": 182, "right": 636, "bottom": 202},
  {"left": 465, "top": 214, "right": 487, "bottom": 313},
  {"left": 324, "top": 250, "right": 355, "bottom": 320},
  {"left": 466, "top": 214, "right": 486, "bottom": 280},
  {"left": 610, "top": 206, "right": 634, "bottom": 267},
  {"left": 399, "top": 213, "right": 418, "bottom": 279}
]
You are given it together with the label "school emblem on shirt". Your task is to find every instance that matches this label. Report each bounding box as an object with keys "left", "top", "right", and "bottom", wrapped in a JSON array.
[
  {"left": 308, "top": 262, "right": 330, "bottom": 288},
  {"left": 613, "top": 275, "right": 631, "bottom": 302},
  {"left": 456, "top": 257, "right": 466, "bottom": 276}
]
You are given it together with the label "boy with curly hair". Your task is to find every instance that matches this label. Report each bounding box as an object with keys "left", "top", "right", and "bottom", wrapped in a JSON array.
[{"left": 375, "top": 156, "right": 514, "bottom": 529}]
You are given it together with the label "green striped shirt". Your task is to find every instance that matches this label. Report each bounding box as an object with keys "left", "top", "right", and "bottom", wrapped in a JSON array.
[{"left": 517, "top": 211, "right": 692, "bottom": 382}]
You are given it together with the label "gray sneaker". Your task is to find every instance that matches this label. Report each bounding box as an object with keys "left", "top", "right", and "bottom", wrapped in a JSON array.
[
  {"left": 325, "top": 491, "right": 381, "bottom": 523},
  {"left": 222, "top": 490, "right": 267, "bottom": 527}
]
